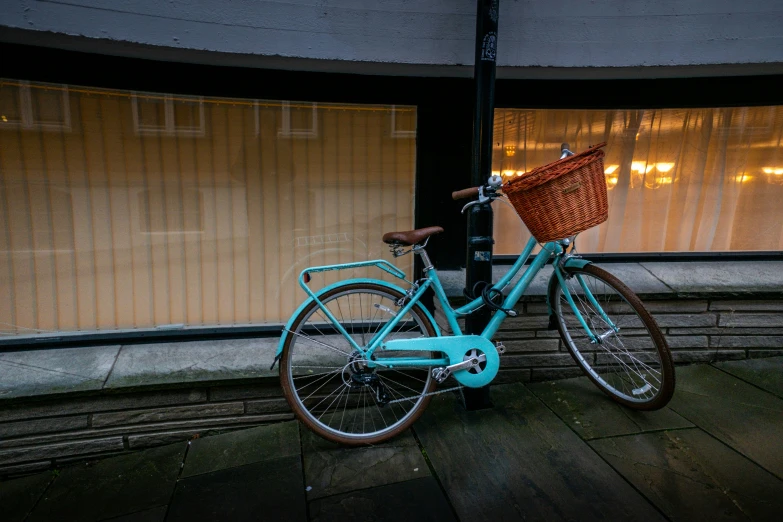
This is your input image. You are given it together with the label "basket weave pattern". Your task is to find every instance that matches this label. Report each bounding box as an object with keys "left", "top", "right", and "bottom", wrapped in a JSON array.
[{"left": 503, "top": 143, "right": 608, "bottom": 243}]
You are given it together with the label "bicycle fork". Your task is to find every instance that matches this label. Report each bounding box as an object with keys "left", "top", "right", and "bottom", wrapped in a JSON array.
[{"left": 549, "top": 263, "right": 619, "bottom": 344}]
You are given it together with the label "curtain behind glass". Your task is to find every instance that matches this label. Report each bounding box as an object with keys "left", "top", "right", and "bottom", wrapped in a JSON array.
[
  {"left": 493, "top": 108, "right": 783, "bottom": 254},
  {"left": 0, "top": 80, "right": 416, "bottom": 336}
]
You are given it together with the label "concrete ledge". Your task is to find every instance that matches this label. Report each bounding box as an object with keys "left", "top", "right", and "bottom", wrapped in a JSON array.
[
  {"left": 103, "top": 339, "right": 279, "bottom": 390},
  {"left": 0, "top": 340, "right": 278, "bottom": 402}
]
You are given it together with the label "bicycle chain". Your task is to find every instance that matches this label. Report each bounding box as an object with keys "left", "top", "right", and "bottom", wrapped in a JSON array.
[{"left": 386, "top": 384, "right": 464, "bottom": 404}]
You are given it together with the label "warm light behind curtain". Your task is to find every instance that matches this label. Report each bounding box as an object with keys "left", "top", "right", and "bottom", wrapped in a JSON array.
[
  {"left": 0, "top": 80, "right": 416, "bottom": 336},
  {"left": 493, "top": 108, "right": 783, "bottom": 254}
]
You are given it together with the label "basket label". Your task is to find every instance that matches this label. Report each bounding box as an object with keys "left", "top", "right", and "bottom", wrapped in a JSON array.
[
  {"left": 562, "top": 182, "right": 582, "bottom": 194},
  {"left": 474, "top": 251, "right": 491, "bottom": 261}
]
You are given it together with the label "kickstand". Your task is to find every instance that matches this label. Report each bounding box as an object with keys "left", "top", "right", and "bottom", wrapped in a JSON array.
[{"left": 460, "top": 385, "right": 493, "bottom": 411}]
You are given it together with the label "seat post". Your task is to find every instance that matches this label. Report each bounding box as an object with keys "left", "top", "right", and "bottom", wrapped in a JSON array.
[{"left": 413, "top": 245, "right": 434, "bottom": 272}]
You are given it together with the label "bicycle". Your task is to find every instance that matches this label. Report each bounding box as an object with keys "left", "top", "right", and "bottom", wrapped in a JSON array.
[{"left": 272, "top": 144, "right": 675, "bottom": 445}]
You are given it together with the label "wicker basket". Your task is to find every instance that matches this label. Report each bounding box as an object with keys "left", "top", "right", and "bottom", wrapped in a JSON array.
[{"left": 503, "top": 142, "right": 608, "bottom": 243}]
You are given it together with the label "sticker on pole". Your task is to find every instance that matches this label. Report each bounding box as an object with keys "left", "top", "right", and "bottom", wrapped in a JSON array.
[
  {"left": 481, "top": 32, "right": 497, "bottom": 62},
  {"left": 474, "top": 251, "right": 491, "bottom": 261}
]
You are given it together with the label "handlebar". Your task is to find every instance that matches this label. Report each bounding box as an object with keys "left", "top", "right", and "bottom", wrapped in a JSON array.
[
  {"left": 453, "top": 145, "right": 572, "bottom": 202},
  {"left": 452, "top": 187, "right": 480, "bottom": 201},
  {"left": 452, "top": 174, "right": 502, "bottom": 201}
]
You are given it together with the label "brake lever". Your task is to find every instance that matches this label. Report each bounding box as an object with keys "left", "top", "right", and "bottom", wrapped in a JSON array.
[
  {"left": 461, "top": 185, "right": 499, "bottom": 213},
  {"left": 461, "top": 200, "right": 480, "bottom": 214}
]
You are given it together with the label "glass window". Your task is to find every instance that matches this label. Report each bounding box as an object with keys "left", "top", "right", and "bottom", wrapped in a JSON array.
[
  {"left": 0, "top": 79, "right": 416, "bottom": 336},
  {"left": 493, "top": 108, "right": 783, "bottom": 254}
]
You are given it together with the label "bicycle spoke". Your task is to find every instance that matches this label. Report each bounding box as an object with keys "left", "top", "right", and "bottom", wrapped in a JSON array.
[
  {"left": 317, "top": 384, "right": 348, "bottom": 422},
  {"left": 338, "top": 385, "right": 351, "bottom": 432},
  {"left": 375, "top": 372, "right": 427, "bottom": 397},
  {"left": 285, "top": 328, "right": 351, "bottom": 357},
  {"left": 359, "top": 293, "right": 366, "bottom": 347},
  {"left": 292, "top": 368, "right": 342, "bottom": 381},
  {"left": 302, "top": 371, "right": 345, "bottom": 402},
  {"left": 603, "top": 335, "right": 662, "bottom": 382}
]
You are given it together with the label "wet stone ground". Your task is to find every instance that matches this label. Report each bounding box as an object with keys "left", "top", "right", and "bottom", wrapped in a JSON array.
[{"left": 2, "top": 357, "right": 782, "bottom": 521}]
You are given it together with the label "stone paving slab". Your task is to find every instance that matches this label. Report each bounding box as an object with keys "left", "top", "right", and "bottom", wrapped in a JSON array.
[
  {"left": 712, "top": 356, "right": 783, "bottom": 399},
  {"left": 590, "top": 428, "right": 783, "bottom": 521},
  {"left": 527, "top": 376, "right": 693, "bottom": 440},
  {"left": 641, "top": 261, "right": 783, "bottom": 294},
  {"left": 104, "top": 339, "right": 278, "bottom": 389},
  {"left": 309, "top": 477, "right": 456, "bottom": 522},
  {"left": 182, "top": 421, "right": 299, "bottom": 478},
  {"left": 413, "top": 383, "right": 665, "bottom": 521},
  {"left": 0, "top": 346, "right": 120, "bottom": 399},
  {"left": 669, "top": 364, "right": 783, "bottom": 478},
  {"left": 301, "top": 428, "right": 429, "bottom": 500},
  {"left": 101, "top": 506, "right": 168, "bottom": 522},
  {"left": 27, "top": 442, "right": 185, "bottom": 522},
  {"left": 0, "top": 469, "right": 53, "bottom": 522},
  {"left": 167, "top": 456, "right": 306, "bottom": 522}
]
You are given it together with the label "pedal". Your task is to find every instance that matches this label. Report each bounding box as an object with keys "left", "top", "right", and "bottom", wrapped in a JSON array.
[
  {"left": 432, "top": 367, "right": 450, "bottom": 383},
  {"left": 496, "top": 342, "right": 506, "bottom": 356}
]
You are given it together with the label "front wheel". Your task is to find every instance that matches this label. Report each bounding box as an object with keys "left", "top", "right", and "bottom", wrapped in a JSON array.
[
  {"left": 279, "top": 283, "right": 438, "bottom": 445},
  {"left": 550, "top": 264, "right": 675, "bottom": 410}
]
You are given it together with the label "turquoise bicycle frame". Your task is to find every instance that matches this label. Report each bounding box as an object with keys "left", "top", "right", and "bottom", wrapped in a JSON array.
[{"left": 275, "top": 236, "right": 616, "bottom": 386}]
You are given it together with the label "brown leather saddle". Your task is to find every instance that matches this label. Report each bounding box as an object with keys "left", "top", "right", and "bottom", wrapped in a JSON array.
[{"left": 382, "top": 226, "right": 444, "bottom": 246}]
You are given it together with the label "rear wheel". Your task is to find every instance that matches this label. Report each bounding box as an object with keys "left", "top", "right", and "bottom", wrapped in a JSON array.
[
  {"left": 279, "top": 283, "right": 438, "bottom": 445},
  {"left": 549, "top": 264, "right": 675, "bottom": 410}
]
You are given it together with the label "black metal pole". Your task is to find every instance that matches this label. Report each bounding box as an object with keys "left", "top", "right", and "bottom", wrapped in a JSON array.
[{"left": 462, "top": 0, "right": 499, "bottom": 411}]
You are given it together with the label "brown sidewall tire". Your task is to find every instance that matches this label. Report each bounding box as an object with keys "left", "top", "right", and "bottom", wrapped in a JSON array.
[
  {"left": 550, "top": 264, "right": 675, "bottom": 410},
  {"left": 280, "top": 283, "right": 438, "bottom": 446}
]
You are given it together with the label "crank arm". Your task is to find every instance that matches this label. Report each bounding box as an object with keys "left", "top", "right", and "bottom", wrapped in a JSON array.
[{"left": 431, "top": 355, "right": 485, "bottom": 383}]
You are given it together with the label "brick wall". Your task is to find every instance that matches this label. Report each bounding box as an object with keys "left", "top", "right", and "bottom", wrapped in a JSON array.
[{"left": 1, "top": 296, "right": 781, "bottom": 478}]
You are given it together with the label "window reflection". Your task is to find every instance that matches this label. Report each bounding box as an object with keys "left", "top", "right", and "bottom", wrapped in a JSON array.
[{"left": 0, "top": 81, "right": 71, "bottom": 131}]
